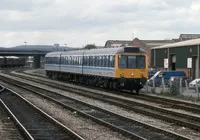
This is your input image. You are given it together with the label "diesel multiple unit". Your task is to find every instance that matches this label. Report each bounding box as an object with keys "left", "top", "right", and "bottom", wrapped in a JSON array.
[{"left": 44, "top": 46, "right": 148, "bottom": 93}]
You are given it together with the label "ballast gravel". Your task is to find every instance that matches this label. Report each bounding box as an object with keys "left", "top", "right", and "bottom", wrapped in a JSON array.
[
  {"left": 2, "top": 70, "right": 200, "bottom": 140},
  {"left": 27, "top": 69, "right": 200, "bottom": 140},
  {"left": 0, "top": 81, "right": 131, "bottom": 140},
  {"left": 0, "top": 103, "right": 24, "bottom": 140}
]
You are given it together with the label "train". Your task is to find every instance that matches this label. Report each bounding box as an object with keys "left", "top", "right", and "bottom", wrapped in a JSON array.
[
  {"left": 0, "top": 56, "right": 25, "bottom": 68},
  {"left": 44, "top": 46, "right": 148, "bottom": 93}
]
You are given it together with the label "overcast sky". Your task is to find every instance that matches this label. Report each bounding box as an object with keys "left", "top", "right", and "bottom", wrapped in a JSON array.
[{"left": 0, "top": 0, "right": 200, "bottom": 48}]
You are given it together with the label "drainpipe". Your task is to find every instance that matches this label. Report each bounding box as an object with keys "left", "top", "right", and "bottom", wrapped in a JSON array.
[
  {"left": 168, "top": 48, "right": 169, "bottom": 70},
  {"left": 154, "top": 49, "right": 156, "bottom": 67},
  {"left": 197, "top": 45, "right": 200, "bottom": 78}
]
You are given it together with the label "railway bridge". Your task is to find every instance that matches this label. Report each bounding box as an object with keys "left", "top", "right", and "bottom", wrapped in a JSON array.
[{"left": 0, "top": 45, "right": 70, "bottom": 68}]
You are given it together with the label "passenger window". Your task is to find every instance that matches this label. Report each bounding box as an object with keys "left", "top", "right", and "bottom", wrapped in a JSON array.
[
  {"left": 110, "top": 55, "right": 115, "bottom": 67},
  {"left": 104, "top": 56, "right": 106, "bottom": 67},
  {"left": 65, "top": 57, "right": 68, "bottom": 64},
  {"left": 96, "top": 56, "right": 99, "bottom": 66},
  {"left": 93, "top": 56, "right": 95, "bottom": 66},
  {"left": 87, "top": 56, "right": 89, "bottom": 66}
]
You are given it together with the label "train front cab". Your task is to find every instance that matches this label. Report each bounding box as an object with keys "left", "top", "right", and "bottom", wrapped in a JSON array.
[{"left": 114, "top": 53, "right": 148, "bottom": 93}]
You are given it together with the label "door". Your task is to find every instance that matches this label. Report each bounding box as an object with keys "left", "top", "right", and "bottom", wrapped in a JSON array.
[
  {"left": 192, "top": 56, "right": 199, "bottom": 79},
  {"left": 171, "top": 55, "right": 176, "bottom": 70}
]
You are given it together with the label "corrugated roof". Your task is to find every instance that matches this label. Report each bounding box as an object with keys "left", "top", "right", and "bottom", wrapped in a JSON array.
[
  {"left": 179, "top": 34, "right": 200, "bottom": 40},
  {"left": 151, "top": 38, "right": 200, "bottom": 50},
  {"left": 141, "top": 40, "right": 175, "bottom": 44},
  {"left": 104, "top": 40, "right": 132, "bottom": 47}
]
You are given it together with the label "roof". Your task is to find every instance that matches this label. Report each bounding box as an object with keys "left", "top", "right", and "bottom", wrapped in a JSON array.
[
  {"left": 104, "top": 40, "right": 132, "bottom": 47},
  {"left": 138, "top": 39, "right": 176, "bottom": 48},
  {"left": 141, "top": 39, "right": 175, "bottom": 44},
  {"left": 151, "top": 38, "right": 200, "bottom": 49},
  {"left": 179, "top": 34, "right": 200, "bottom": 40},
  {"left": 45, "top": 46, "right": 146, "bottom": 57}
]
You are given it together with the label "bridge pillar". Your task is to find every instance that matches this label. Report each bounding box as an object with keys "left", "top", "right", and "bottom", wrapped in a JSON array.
[{"left": 33, "top": 55, "right": 41, "bottom": 68}]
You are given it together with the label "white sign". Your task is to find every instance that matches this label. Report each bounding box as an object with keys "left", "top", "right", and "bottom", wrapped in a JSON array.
[
  {"left": 164, "top": 58, "right": 168, "bottom": 68},
  {"left": 187, "top": 58, "right": 192, "bottom": 68}
]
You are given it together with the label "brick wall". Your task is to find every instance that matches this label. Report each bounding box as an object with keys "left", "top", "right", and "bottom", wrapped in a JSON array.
[{"left": 129, "top": 39, "right": 151, "bottom": 67}]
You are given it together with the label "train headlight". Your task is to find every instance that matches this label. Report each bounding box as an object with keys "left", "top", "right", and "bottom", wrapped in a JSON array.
[
  {"left": 131, "top": 73, "right": 134, "bottom": 77},
  {"left": 140, "top": 73, "right": 143, "bottom": 77},
  {"left": 120, "top": 73, "right": 124, "bottom": 77}
]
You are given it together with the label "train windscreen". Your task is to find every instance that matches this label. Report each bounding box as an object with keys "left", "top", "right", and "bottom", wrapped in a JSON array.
[{"left": 118, "top": 55, "right": 145, "bottom": 69}]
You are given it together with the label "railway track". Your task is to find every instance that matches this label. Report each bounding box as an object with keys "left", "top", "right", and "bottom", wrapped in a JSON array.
[
  {"left": 23, "top": 70, "right": 200, "bottom": 114},
  {"left": 0, "top": 72, "right": 192, "bottom": 140},
  {"left": 0, "top": 86, "right": 84, "bottom": 140},
  {"left": 9, "top": 71, "right": 200, "bottom": 131},
  {"left": 0, "top": 86, "right": 24, "bottom": 140}
]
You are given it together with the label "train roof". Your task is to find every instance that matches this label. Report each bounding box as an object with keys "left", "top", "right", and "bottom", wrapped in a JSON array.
[{"left": 45, "top": 46, "right": 146, "bottom": 57}]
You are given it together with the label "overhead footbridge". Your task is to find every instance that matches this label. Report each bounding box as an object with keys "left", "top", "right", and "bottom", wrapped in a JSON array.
[{"left": 0, "top": 45, "right": 71, "bottom": 68}]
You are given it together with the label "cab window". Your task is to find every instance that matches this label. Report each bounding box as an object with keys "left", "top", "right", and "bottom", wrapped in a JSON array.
[{"left": 118, "top": 55, "right": 127, "bottom": 68}]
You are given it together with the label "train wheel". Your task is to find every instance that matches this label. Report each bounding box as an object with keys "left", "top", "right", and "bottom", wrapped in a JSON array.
[
  {"left": 109, "top": 82, "right": 113, "bottom": 90},
  {"left": 103, "top": 81, "right": 108, "bottom": 89}
]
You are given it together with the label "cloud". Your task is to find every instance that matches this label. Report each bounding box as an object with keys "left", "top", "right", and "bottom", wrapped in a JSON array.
[
  {"left": 0, "top": 0, "right": 53, "bottom": 11},
  {"left": 0, "top": 0, "right": 200, "bottom": 47}
]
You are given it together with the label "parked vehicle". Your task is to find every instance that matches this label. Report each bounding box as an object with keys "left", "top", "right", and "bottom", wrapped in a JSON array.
[
  {"left": 148, "top": 67, "right": 157, "bottom": 79},
  {"left": 148, "top": 70, "right": 185, "bottom": 87},
  {"left": 188, "top": 79, "right": 200, "bottom": 90}
]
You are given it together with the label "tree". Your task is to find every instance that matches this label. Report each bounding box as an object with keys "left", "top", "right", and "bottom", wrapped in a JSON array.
[
  {"left": 84, "top": 44, "right": 96, "bottom": 49},
  {"left": 120, "top": 44, "right": 126, "bottom": 47}
]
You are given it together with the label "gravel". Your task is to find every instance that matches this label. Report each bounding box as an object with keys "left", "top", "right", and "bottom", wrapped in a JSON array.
[
  {"left": 2, "top": 70, "right": 200, "bottom": 139},
  {"left": 0, "top": 81, "right": 131, "bottom": 140},
  {"left": 25, "top": 69, "right": 200, "bottom": 140},
  {"left": 0, "top": 103, "right": 24, "bottom": 140}
]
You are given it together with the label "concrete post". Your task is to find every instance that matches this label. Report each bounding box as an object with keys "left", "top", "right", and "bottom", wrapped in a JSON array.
[
  {"left": 170, "top": 80, "right": 172, "bottom": 88},
  {"left": 179, "top": 78, "right": 182, "bottom": 94},
  {"left": 33, "top": 55, "right": 41, "bottom": 68},
  {"left": 195, "top": 84, "right": 199, "bottom": 100},
  {"left": 152, "top": 78, "right": 155, "bottom": 93},
  {"left": 161, "top": 77, "right": 165, "bottom": 93},
  {"left": 185, "top": 80, "right": 188, "bottom": 90},
  {"left": 197, "top": 45, "right": 199, "bottom": 78}
]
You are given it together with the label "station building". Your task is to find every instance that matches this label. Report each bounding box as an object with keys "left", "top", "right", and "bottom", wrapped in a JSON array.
[{"left": 151, "top": 38, "right": 200, "bottom": 79}]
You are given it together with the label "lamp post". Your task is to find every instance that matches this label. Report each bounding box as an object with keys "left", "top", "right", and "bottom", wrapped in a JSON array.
[{"left": 64, "top": 44, "right": 67, "bottom": 51}]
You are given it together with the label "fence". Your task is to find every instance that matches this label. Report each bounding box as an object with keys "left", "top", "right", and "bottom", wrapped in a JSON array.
[{"left": 145, "top": 78, "right": 200, "bottom": 100}]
